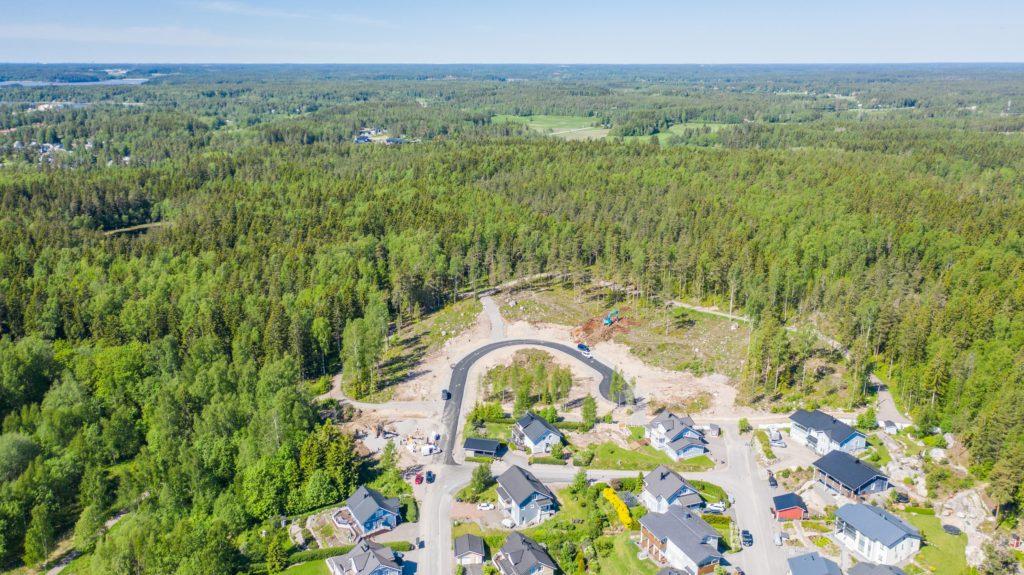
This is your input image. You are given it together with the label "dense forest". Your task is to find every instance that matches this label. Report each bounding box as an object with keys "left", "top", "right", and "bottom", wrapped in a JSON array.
[{"left": 1, "top": 64, "right": 1023, "bottom": 573}]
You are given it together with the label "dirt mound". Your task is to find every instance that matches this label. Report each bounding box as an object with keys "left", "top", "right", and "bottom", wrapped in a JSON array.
[{"left": 571, "top": 308, "right": 638, "bottom": 344}]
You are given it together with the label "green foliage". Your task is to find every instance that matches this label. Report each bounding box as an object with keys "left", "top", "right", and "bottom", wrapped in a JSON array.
[
  {"left": 468, "top": 461, "right": 496, "bottom": 498},
  {"left": 467, "top": 402, "right": 507, "bottom": 425},
  {"left": 754, "top": 429, "right": 777, "bottom": 460},
  {"left": 581, "top": 395, "right": 597, "bottom": 430},
  {"left": 23, "top": 502, "right": 55, "bottom": 567},
  {"left": 857, "top": 407, "right": 878, "bottom": 430},
  {"left": 738, "top": 418, "right": 752, "bottom": 434}
]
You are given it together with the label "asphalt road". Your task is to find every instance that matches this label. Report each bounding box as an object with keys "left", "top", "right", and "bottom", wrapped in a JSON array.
[{"left": 440, "top": 339, "right": 615, "bottom": 465}]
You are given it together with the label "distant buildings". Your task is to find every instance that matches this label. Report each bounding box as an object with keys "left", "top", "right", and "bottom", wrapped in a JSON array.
[
  {"left": 834, "top": 503, "right": 921, "bottom": 565},
  {"left": 813, "top": 451, "right": 889, "bottom": 499},
  {"left": 511, "top": 412, "right": 563, "bottom": 454},
  {"left": 638, "top": 506, "right": 722, "bottom": 574},
  {"left": 790, "top": 409, "right": 867, "bottom": 455},
  {"left": 640, "top": 465, "right": 703, "bottom": 513},
  {"left": 495, "top": 465, "right": 557, "bottom": 527},
  {"left": 645, "top": 412, "right": 709, "bottom": 461}
]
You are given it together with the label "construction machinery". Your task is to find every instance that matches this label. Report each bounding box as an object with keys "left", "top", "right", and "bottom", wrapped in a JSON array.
[{"left": 602, "top": 309, "right": 620, "bottom": 326}]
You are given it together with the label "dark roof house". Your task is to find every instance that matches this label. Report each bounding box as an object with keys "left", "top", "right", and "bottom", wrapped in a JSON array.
[
  {"left": 496, "top": 465, "right": 555, "bottom": 506},
  {"left": 813, "top": 451, "right": 889, "bottom": 497},
  {"left": 514, "top": 412, "right": 563, "bottom": 445},
  {"left": 639, "top": 506, "right": 721, "bottom": 572},
  {"left": 791, "top": 409, "right": 860, "bottom": 444},
  {"left": 325, "top": 540, "right": 401, "bottom": 575},
  {"left": 773, "top": 493, "right": 809, "bottom": 513},
  {"left": 494, "top": 533, "right": 558, "bottom": 575},
  {"left": 463, "top": 437, "right": 501, "bottom": 456},
  {"left": 787, "top": 552, "right": 843, "bottom": 575}
]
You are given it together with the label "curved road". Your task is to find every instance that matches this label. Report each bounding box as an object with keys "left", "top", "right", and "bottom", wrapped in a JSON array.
[{"left": 440, "top": 339, "right": 617, "bottom": 465}]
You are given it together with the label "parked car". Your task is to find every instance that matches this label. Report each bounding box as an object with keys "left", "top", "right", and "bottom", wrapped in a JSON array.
[
  {"left": 773, "top": 532, "right": 783, "bottom": 546},
  {"left": 425, "top": 470, "right": 435, "bottom": 483},
  {"left": 741, "top": 530, "right": 753, "bottom": 547},
  {"left": 705, "top": 502, "right": 727, "bottom": 514},
  {"left": 894, "top": 492, "right": 910, "bottom": 504},
  {"left": 942, "top": 524, "right": 962, "bottom": 536},
  {"left": 414, "top": 473, "right": 424, "bottom": 485},
  {"left": 441, "top": 389, "right": 451, "bottom": 401},
  {"left": 768, "top": 474, "right": 778, "bottom": 488},
  {"left": 501, "top": 518, "right": 515, "bottom": 528},
  {"left": 476, "top": 502, "right": 495, "bottom": 510},
  {"left": 770, "top": 439, "right": 787, "bottom": 448},
  {"left": 576, "top": 342, "right": 592, "bottom": 358}
]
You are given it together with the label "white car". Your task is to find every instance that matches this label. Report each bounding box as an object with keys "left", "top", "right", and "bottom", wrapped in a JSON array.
[
  {"left": 476, "top": 502, "right": 495, "bottom": 510},
  {"left": 501, "top": 518, "right": 515, "bottom": 528}
]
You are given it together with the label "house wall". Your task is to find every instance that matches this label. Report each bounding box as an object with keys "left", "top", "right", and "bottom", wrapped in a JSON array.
[
  {"left": 640, "top": 526, "right": 667, "bottom": 564},
  {"left": 640, "top": 490, "right": 668, "bottom": 513},
  {"left": 457, "top": 554, "right": 484, "bottom": 565},
  {"left": 663, "top": 540, "right": 701, "bottom": 574},
  {"left": 526, "top": 433, "right": 559, "bottom": 454},
  {"left": 835, "top": 523, "right": 920, "bottom": 565},
  {"left": 774, "top": 507, "right": 805, "bottom": 521}
]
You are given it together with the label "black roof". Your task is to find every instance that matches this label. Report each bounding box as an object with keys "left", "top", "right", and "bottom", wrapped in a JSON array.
[
  {"left": 463, "top": 437, "right": 501, "bottom": 453},
  {"left": 772, "top": 492, "right": 808, "bottom": 512},
  {"left": 790, "top": 409, "right": 862, "bottom": 444},
  {"left": 814, "top": 450, "right": 887, "bottom": 491}
]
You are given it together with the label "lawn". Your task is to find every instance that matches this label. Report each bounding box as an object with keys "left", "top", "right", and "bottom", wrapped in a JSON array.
[
  {"left": 452, "top": 522, "right": 507, "bottom": 558},
  {"left": 282, "top": 561, "right": 329, "bottom": 575},
  {"left": 587, "top": 442, "right": 714, "bottom": 472},
  {"left": 863, "top": 435, "right": 892, "bottom": 468},
  {"left": 622, "top": 121, "right": 731, "bottom": 144},
  {"left": 492, "top": 114, "right": 608, "bottom": 140},
  {"left": 901, "top": 511, "right": 970, "bottom": 575},
  {"left": 594, "top": 533, "right": 658, "bottom": 575}
]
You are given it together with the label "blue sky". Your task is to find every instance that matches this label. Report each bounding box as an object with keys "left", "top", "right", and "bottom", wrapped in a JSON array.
[{"left": 1, "top": 0, "right": 1021, "bottom": 63}]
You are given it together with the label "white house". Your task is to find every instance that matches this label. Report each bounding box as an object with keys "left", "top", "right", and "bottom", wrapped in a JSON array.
[
  {"left": 639, "top": 506, "right": 722, "bottom": 574},
  {"left": 496, "top": 465, "right": 557, "bottom": 527},
  {"left": 834, "top": 504, "right": 921, "bottom": 565},
  {"left": 790, "top": 409, "right": 867, "bottom": 455},
  {"left": 640, "top": 465, "right": 703, "bottom": 513},
  {"left": 454, "top": 534, "right": 485, "bottom": 566},
  {"left": 645, "top": 412, "right": 709, "bottom": 461},
  {"left": 511, "top": 412, "right": 563, "bottom": 454}
]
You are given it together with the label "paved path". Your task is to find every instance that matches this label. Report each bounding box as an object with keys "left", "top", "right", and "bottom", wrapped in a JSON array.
[{"left": 439, "top": 339, "right": 615, "bottom": 465}]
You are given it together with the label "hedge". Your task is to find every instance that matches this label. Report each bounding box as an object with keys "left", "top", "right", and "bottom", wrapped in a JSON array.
[
  {"left": 529, "top": 456, "right": 567, "bottom": 465},
  {"left": 288, "top": 541, "right": 413, "bottom": 564},
  {"left": 554, "top": 421, "right": 592, "bottom": 431},
  {"left": 904, "top": 505, "right": 936, "bottom": 515},
  {"left": 465, "top": 455, "right": 495, "bottom": 463}
]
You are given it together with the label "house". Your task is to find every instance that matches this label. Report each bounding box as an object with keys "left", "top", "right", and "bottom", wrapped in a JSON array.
[
  {"left": 645, "top": 412, "right": 709, "bottom": 461},
  {"left": 813, "top": 451, "right": 889, "bottom": 499},
  {"left": 834, "top": 503, "right": 921, "bottom": 565},
  {"left": 787, "top": 552, "right": 843, "bottom": 575},
  {"left": 454, "top": 533, "right": 486, "bottom": 566},
  {"left": 496, "top": 465, "right": 557, "bottom": 526},
  {"left": 325, "top": 540, "right": 401, "bottom": 575},
  {"left": 464, "top": 437, "right": 501, "bottom": 458},
  {"left": 772, "top": 492, "right": 809, "bottom": 521},
  {"left": 641, "top": 465, "right": 703, "bottom": 513},
  {"left": 656, "top": 569, "right": 689, "bottom": 575},
  {"left": 333, "top": 485, "right": 402, "bottom": 539},
  {"left": 790, "top": 409, "right": 867, "bottom": 455},
  {"left": 848, "top": 564, "right": 906, "bottom": 575},
  {"left": 494, "top": 533, "right": 558, "bottom": 575},
  {"left": 638, "top": 506, "right": 722, "bottom": 574},
  {"left": 512, "top": 412, "right": 563, "bottom": 454}
]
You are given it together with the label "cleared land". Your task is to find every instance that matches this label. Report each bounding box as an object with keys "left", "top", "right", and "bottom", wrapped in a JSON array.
[
  {"left": 622, "top": 121, "right": 731, "bottom": 144},
  {"left": 492, "top": 114, "right": 609, "bottom": 140}
]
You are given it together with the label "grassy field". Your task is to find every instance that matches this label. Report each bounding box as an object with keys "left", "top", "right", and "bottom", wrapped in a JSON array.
[
  {"left": 502, "top": 283, "right": 751, "bottom": 378},
  {"left": 492, "top": 114, "right": 609, "bottom": 140},
  {"left": 587, "top": 442, "right": 715, "bottom": 472},
  {"left": 901, "top": 511, "right": 970, "bottom": 575},
  {"left": 622, "top": 121, "right": 731, "bottom": 144},
  {"left": 594, "top": 533, "right": 658, "bottom": 575},
  {"left": 282, "top": 561, "right": 329, "bottom": 575}
]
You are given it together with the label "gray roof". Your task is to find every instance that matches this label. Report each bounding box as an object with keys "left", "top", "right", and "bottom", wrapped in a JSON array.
[
  {"left": 849, "top": 564, "right": 906, "bottom": 575},
  {"left": 644, "top": 465, "right": 698, "bottom": 502},
  {"left": 454, "top": 533, "right": 486, "bottom": 558},
  {"left": 791, "top": 409, "right": 863, "bottom": 445},
  {"left": 787, "top": 552, "right": 843, "bottom": 575},
  {"left": 639, "top": 506, "right": 721, "bottom": 566},
  {"left": 495, "top": 533, "right": 557, "bottom": 574},
  {"left": 345, "top": 485, "right": 400, "bottom": 526},
  {"left": 836, "top": 504, "right": 920, "bottom": 547},
  {"left": 656, "top": 569, "right": 689, "bottom": 575},
  {"left": 814, "top": 451, "right": 887, "bottom": 491},
  {"left": 668, "top": 435, "right": 706, "bottom": 452},
  {"left": 496, "top": 465, "right": 555, "bottom": 507},
  {"left": 515, "top": 412, "right": 563, "bottom": 444},
  {"left": 326, "top": 541, "right": 400, "bottom": 575},
  {"left": 647, "top": 412, "right": 698, "bottom": 436}
]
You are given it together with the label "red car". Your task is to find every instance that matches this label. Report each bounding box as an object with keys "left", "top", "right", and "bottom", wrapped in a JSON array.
[{"left": 414, "top": 473, "right": 424, "bottom": 485}]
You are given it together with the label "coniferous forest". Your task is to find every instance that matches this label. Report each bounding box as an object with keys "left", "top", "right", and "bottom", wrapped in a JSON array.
[{"left": 1, "top": 64, "right": 1023, "bottom": 573}]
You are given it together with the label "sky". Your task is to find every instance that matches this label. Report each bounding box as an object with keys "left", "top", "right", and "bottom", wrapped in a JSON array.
[{"left": 1, "top": 0, "right": 1022, "bottom": 64}]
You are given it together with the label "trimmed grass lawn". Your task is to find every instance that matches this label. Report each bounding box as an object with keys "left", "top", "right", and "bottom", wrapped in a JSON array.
[
  {"left": 282, "top": 561, "right": 329, "bottom": 575},
  {"left": 452, "top": 521, "right": 506, "bottom": 557},
  {"left": 901, "top": 511, "right": 970, "bottom": 575},
  {"left": 492, "top": 114, "right": 608, "bottom": 140},
  {"left": 588, "top": 442, "right": 715, "bottom": 472},
  {"left": 594, "top": 533, "right": 658, "bottom": 575}
]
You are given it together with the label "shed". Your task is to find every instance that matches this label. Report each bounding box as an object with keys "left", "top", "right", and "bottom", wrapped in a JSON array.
[
  {"left": 463, "top": 437, "right": 501, "bottom": 458},
  {"left": 772, "top": 492, "right": 808, "bottom": 521}
]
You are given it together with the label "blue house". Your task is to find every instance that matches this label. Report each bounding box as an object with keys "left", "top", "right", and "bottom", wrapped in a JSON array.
[
  {"left": 645, "top": 412, "right": 709, "bottom": 461},
  {"left": 334, "top": 486, "right": 401, "bottom": 538}
]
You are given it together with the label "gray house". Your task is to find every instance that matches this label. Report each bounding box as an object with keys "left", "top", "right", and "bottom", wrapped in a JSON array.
[
  {"left": 512, "top": 412, "right": 563, "bottom": 454},
  {"left": 813, "top": 451, "right": 889, "bottom": 499},
  {"left": 333, "top": 485, "right": 401, "bottom": 538},
  {"left": 835, "top": 503, "right": 921, "bottom": 565},
  {"left": 645, "top": 412, "right": 709, "bottom": 461},
  {"left": 638, "top": 506, "right": 721, "bottom": 574},
  {"left": 325, "top": 540, "right": 401, "bottom": 575},
  {"left": 496, "top": 465, "right": 557, "bottom": 527},
  {"left": 494, "top": 532, "right": 558, "bottom": 575},
  {"left": 640, "top": 465, "right": 703, "bottom": 513},
  {"left": 790, "top": 409, "right": 867, "bottom": 455},
  {"left": 786, "top": 552, "right": 843, "bottom": 575}
]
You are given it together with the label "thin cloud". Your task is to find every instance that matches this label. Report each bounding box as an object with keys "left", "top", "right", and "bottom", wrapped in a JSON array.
[{"left": 192, "top": 0, "right": 398, "bottom": 29}]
